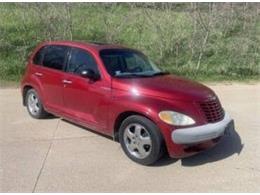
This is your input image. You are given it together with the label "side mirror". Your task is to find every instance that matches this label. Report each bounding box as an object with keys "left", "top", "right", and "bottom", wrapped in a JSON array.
[{"left": 80, "top": 69, "right": 100, "bottom": 81}]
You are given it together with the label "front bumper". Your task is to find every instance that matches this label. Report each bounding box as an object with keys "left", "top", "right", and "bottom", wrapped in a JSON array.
[{"left": 172, "top": 113, "right": 233, "bottom": 144}]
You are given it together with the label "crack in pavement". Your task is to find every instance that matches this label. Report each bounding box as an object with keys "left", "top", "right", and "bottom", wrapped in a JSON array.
[{"left": 32, "top": 119, "right": 61, "bottom": 193}]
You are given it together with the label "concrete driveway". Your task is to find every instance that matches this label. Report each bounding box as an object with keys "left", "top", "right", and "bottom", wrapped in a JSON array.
[{"left": 1, "top": 83, "right": 260, "bottom": 192}]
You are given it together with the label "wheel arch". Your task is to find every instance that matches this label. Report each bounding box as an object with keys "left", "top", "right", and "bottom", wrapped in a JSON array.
[
  {"left": 22, "top": 85, "right": 33, "bottom": 106},
  {"left": 113, "top": 111, "right": 157, "bottom": 142}
]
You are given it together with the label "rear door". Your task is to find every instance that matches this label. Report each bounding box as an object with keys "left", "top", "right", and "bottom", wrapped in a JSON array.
[{"left": 35, "top": 45, "right": 69, "bottom": 113}]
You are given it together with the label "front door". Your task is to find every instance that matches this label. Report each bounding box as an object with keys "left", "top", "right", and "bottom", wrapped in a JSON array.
[{"left": 62, "top": 47, "right": 111, "bottom": 133}]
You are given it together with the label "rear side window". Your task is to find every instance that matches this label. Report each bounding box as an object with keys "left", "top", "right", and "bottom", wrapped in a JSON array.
[
  {"left": 67, "top": 48, "right": 99, "bottom": 74},
  {"left": 42, "top": 45, "right": 68, "bottom": 71}
]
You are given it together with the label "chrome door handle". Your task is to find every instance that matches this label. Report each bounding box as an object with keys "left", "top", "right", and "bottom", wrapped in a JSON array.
[
  {"left": 62, "top": 79, "right": 72, "bottom": 84},
  {"left": 35, "top": 72, "right": 43, "bottom": 77}
]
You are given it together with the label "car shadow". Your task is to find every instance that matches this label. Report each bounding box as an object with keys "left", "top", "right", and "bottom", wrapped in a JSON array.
[
  {"left": 153, "top": 125, "right": 243, "bottom": 167},
  {"left": 39, "top": 114, "right": 58, "bottom": 120},
  {"left": 181, "top": 126, "right": 243, "bottom": 167},
  {"left": 151, "top": 154, "right": 179, "bottom": 167},
  {"left": 61, "top": 118, "right": 114, "bottom": 141},
  {"left": 55, "top": 117, "right": 243, "bottom": 167}
]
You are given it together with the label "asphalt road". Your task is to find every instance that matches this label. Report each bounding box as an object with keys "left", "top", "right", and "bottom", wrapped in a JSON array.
[{"left": 1, "top": 83, "right": 260, "bottom": 192}]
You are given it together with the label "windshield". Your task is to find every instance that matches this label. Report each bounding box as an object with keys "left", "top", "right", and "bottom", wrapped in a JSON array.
[{"left": 100, "top": 49, "right": 165, "bottom": 78}]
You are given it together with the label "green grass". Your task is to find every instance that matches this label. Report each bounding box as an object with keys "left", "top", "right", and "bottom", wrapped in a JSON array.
[{"left": 0, "top": 3, "right": 259, "bottom": 82}]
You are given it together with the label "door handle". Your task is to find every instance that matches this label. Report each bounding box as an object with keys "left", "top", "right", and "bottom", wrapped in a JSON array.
[
  {"left": 35, "top": 72, "right": 43, "bottom": 77},
  {"left": 62, "top": 79, "right": 72, "bottom": 84}
]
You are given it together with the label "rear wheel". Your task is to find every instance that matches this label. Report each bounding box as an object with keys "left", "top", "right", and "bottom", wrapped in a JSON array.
[
  {"left": 119, "top": 115, "right": 164, "bottom": 165},
  {"left": 26, "top": 89, "right": 48, "bottom": 119}
]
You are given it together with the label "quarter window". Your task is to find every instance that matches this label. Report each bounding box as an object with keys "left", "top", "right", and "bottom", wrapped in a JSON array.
[
  {"left": 33, "top": 47, "right": 46, "bottom": 65},
  {"left": 42, "top": 45, "right": 68, "bottom": 71},
  {"left": 67, "top": 48, "right": 99, "bottom": 74}
]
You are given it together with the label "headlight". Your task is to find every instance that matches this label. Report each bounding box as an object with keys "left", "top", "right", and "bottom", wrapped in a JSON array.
[{"left": 158, "top": 111, "right": 195, "bottom": 126}]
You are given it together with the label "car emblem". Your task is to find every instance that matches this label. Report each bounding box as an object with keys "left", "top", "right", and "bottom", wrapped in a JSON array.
[{"left": 208, "top": 95, "right": 217, "bottom": 100}]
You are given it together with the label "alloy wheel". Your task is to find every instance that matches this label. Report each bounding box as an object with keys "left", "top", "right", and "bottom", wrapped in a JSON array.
[
  {"left": 123, "top": 123, "right": 152, "bottom": 159},
  {"left": 27, "top": 92, "right": 40, "bottom": 116}
]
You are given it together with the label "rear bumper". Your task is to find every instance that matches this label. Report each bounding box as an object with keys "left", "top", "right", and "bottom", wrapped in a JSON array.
[{"left": 172, "top": 113, "right": 233, "bottom": 144}]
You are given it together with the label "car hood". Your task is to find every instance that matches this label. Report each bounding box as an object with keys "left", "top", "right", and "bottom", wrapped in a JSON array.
[{"left": 112, "top": 75, "right": 216, "bottom": 102}]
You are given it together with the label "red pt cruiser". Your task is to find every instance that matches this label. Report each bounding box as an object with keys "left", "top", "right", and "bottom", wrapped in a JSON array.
[{"left": 21, "top": 41, "right": 234, "bottom": 165}]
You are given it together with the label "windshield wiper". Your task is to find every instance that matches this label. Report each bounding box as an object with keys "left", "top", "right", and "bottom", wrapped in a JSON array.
[
  {"left": 114, "top": 73, "right": 152, "bottom": 78},
  {"left": 114, "top": 71, "right": 169, "bottom": 78},
  {"left": 151, "top": 71, "right": 170, "bottom": 76}
]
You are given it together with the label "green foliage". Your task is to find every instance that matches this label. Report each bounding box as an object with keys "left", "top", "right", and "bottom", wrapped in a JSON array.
[{"left": 0, "top": 2, "right": 259, "bottom": 82}]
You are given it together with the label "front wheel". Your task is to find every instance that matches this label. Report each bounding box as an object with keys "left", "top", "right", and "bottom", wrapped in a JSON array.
[{"left": 119, "top": 115, "right": 164, "bottom": 165}]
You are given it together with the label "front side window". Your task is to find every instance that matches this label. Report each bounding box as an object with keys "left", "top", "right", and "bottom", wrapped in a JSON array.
[
  {"left": 42, "top": 45, "right": 68, "bottom": 71},
  {"left": 100, "top": 49, "right": 162, "bottom": 78},
  {"left": 67, "top": 48, "right": 99, "bottom": 74}
]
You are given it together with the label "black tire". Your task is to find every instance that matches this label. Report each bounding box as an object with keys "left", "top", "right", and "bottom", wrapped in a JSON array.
[
  {"left": 119, "top": 115, "right": 165, "bottom": 165},
  {"left": 25, "top": 88, "right": 48, "bottom": 119}
]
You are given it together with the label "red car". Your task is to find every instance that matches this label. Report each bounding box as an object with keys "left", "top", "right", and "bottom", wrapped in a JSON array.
[{"left": 21, "top": 41, "right": 234, "bottom": 165}]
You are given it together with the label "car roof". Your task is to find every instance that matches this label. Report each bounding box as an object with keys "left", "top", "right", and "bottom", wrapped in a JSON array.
[{"left": 41, "top": 40, "right": 129, "bottom": 52}]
